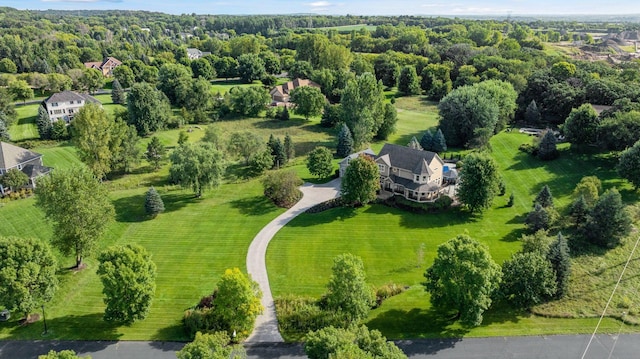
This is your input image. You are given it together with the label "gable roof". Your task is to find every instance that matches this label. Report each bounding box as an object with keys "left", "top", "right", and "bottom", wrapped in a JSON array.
[
  {"left": 103, "top": 57, "right": 122, "bottom": 66},
  {"left": 84, "top": 57, "right": 121, "bottom": 70},
  {"left": 44, "top": 91, "right": 100, "bottom": 105},
  {"left": 339, "top": 148, "right": 375, "bottom": 165},
  {"left": 270, "top": 78, "right": 321, "bottom": 97},
  {"left": 0, "top": 142, "right": 42, "bottom": 170},
  {"left": 376, "top": 143, "right": 441, "bottom": 175}
]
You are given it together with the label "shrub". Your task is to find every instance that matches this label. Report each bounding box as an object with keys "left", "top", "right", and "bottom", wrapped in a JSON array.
[
  {"left": 275, "top": 296, "right": 344, "bottom": 337},
  {"left": 262, "top": 170, "right": 303, "bottom": 208},
  {"left": 374, "top": 283, "right": 406, "bottom": 307}
]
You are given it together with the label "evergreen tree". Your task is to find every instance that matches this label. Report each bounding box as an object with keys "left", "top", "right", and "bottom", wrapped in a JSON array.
[
  {"left": 534, "top": 185, "right": 554, "bottom": 208},
  {"left": 337, "top": 123, "right": 354, "bottom": 158},
  {"left": 284, "top": 133, "right": 294, "bottom": 161},
  {"left": 144, "top": 187, "right": 165, "bottom": 218},
  {"left": 537, "top": 130, "right": 559, "bottom": 160},
  {"left": 507, "top": 193, "right": 515, "bottom": 207},
  {"left": 268, "top": 137, "right": 286, "bottom": 168},
  {"left": 280, "top": 105, "right": 290, "bottom": 121},
  {"left": 375, "top": 103, "right": 397, "bottom": 140},
  {"left": 547, "top": 233, "right": 570, "bottom": 299},
  {"left": 111, "top": 79, "right": 125, "bottom": 105},
  {"left": 526, "top": 203, "right": 551, "bottom": 232},
  {"left": 432, "top": 129, "right": 448, "bottom": 152},
  {"left": 408, "top": 136, "right": 423, "bottom": 150},
  {"left": 583, "top": 189, "right": 632, "bottom": 248},
  {"left": 146, "top": 136, "right": 166, "bottom": 170},
  {"left": 420, "top": 130, "right": 434, "bottom": 151},
  {"left": 0, "top": 117, "right": 9, "bottom": 141},
  {"left": 570, "top": 195, "right": 590, "bottom": 227},
  {"left": 525, "top": 99, "right": 541, "bottom": 124},
  {"left": 177, "top": 131, "right": 189, "bottom": 146},
  {"left": 398, "top": 65, "right": 421, "bottom": 95},
  {"left": 37, "top": 105, "right": 52, "bottom": 140}
]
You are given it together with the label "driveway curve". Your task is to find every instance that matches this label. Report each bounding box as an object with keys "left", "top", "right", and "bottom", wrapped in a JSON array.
[{"left": 246, "top": 178, "right": 341, "bottom": 343}]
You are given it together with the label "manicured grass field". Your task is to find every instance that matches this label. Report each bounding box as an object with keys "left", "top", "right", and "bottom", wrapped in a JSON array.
[
  {"left": 267, "top": 130, "right": 640, "bottom": 340},
  {"left": 9, "top": 104, "right": 39, "bottom": 141}
]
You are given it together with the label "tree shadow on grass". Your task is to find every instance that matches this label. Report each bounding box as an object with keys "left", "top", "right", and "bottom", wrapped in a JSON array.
[
  {"left": 394, "top": 206, "right": 479, "bottom": 229},
  {"left": 4, "top": 312, "right": 122, "bottom": 342},
  {"left": 500, "top": 227, "right": 526, "bottom": 243},
  {"left": 229, "top": 195, "right": 279, "bottom": 216},
  {"left": 150, "top": 323, "right": 189, "bottom": 347},
  {"left": 112, "top": 192, "right": 199, "bottom": 223},
  {"left": 285, "top": 206, "right": 358, "bottom": 227}
]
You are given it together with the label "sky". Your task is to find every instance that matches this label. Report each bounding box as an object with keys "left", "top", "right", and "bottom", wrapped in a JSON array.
[{"left": 4, "top": 0, "right": 640, "bottom": 16}]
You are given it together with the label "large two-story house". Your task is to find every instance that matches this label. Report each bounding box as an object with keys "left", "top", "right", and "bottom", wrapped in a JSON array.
[
  {"left": 43, "top": 91, "right": 101, "bottom": 123},
  {"left": 84, "top": 57, "right": 122, "bottom": 76},
  {"left": 375, "top": 143, "right": 445, "bottom": 202},
  {"left": 0, "top": 142, "right": 52, "bottom": 195}
]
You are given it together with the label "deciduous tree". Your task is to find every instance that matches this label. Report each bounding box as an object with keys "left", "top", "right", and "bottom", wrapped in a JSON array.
[
  {"left": 237, "top": 53, "right": 266, "bottom": 83},
  {"left": 8, "top": 79, "right": 33, "bottom": 103},
  {"left": 0, "top": 168, "right": 28, "bottom": 192},
  {"left": 564, "top": 104, "right": 599, "bottom": 146},
  {"left": 170, "top": 142, "right": 225, "bottom": 198},
  {"left": 397, "top": 65, "right": 420, "bottom": 95},
  {"left": 375, "top": 103, "right": 397, "bottom": 140},
  {"left": 290, "top": 86, "right": 325, "bottom": 120},
  {"left": 35, "top": 167, "right": 115, "bottom": 268},
  {"left": 617, "top": 140, "right": 640, "bottom": 189},
  {"left": 306, "top": 146, "right": 334, "bottom": 179},
  {"left": 262, "top": 170, "right": 302, "bottom": 207},
  {"left": 326, "top": 254, "right": 375, "bottom": 324},
  {"left": 38, "top": 350, "right": 88, "bottom": 359},
  {"left": 456, "top": 152, "right": 500, "bottom": 213},
  {"left": 341, "top": 73, "right": 385, "bottom": 148},
  {"left": 97, "top": 244, "right": 156, "bottom": 322},
  {"left": 228, "top": 131, "right": 263, "bottom": 165},
  {"left": 127, "top": 83, "right": 171, "bottom": 136},
  {"left": 305, "top": 325, "right": 406, "bottom": 359},
  {"left": 424, "top": 234, "right": 501, "bottom": 326},
  {"left": 71, "top": 103, "right": 113, "bottom": 180},
  {"left": 0, "top": 237, "right": 58, "bottom": 319},
  {"left": 212, "top": 268, "right": 263, "bottom": 339},
  {"left": 177, "top": 331, "right": 245, "bottom": 359},
  {"left": 146, "top": 136, "right": 166, "bottom": 170},
  {"left": 341, "top": 155, "right": 380, "bottom": 206},
  {"left": 500, "top": 252, "right": 556, "bottom": 308}
]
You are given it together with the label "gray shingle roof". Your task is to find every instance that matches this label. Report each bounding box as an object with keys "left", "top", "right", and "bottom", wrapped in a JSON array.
[
  {"left": 21, "top": 164, "right": 52, "bottom": 178},
  {"left": 44, "top": 91, "right": 100, "bottom": 105},
  {"left": 0, "top": 142, "right": 42, "bottom": 170},
  {"left": 376, "top": 143, "right": 439, "bottom": 175}
]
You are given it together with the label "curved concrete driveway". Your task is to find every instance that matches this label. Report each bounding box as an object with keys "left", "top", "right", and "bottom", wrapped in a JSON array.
[{"left": 246, "top": 178, "right": 341, "bottom": 343}]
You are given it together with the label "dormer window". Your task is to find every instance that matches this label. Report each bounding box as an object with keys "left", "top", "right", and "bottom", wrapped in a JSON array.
[
  {"left": 415, "top": 175, "right": 420, "bottom": 182},
  {"left": 378, "top": 164, "right": 385, "bottom": 172}
]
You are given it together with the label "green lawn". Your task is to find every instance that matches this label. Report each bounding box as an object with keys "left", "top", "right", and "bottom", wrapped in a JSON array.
[
  {"left": 267, "top": 130, "right": 640, "bottom": 340},
  {"left": 9, "top": 104, "right": 40, "bottom": 141}
]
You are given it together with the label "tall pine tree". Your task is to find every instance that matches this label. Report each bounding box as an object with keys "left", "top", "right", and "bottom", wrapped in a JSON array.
[
  {"left": 0, "top": 117, "right": 9, "bottom": 141},
  {"left": 284, "top": 133, "right": 295, "bottom": 161},
  {"left": 36, "top": 105, "right": 52, "bottom": 140},
  {"left": 534, "top": 185, "right": 554, "bottom": 208},
  {"left": 144, "top": 187, "right": 165, "bottom": 218},
  {"left": 433, "top": 129, "right": 448, "bottom": 152},
  {"left": 537, "top": 130, "right": 558, "bottom": 160},
  {"left": 111, "top": 79, "right": 126, "bottom": 105},
  {"left": 337, "top": 123, "right": 354, "bottom": 158},
  {"left": 420, "top": 130, "right": 434, "bottom": 151},
  {"left": 547, "top": 232, "right": 570, "bottom": 299}
]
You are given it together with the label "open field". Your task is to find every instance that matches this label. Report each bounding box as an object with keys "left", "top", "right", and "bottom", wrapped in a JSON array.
[
  {"left": 9, "top": 104, "right": 39, "bottom": 141},
  {"left": 267, "top": 130, "right": 640, "bottom": 340},
  {"left": 315, "top": 24, "right": 377, "bottom": 32}
]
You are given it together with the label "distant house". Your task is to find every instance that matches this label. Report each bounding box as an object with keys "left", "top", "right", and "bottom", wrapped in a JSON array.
[
  {"left": 42, "top": 91, "right": 101, "bottom": 123},
  {"left": 338, "top": 148, "right": 375, "bottom": 177},
  {"left": 186, "top": 48, "right": 211, "bottom": 60},
  {"left": 375, "top": 143, "right": 445, "bottom": 203},
  {"left": 0, "top": 142, "right": 52, "bottom": 196},
  {"left": 84, "top": 57, "right": 122, "bottom": 76},
  {"left": 270, "top": 78, "right": 321, "bottom": 105}
]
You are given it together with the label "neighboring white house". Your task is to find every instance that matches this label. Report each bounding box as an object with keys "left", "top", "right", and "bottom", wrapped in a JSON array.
[
  {"left": 42, "top": 91, "right": 101, "bottom": 123},
  {"left": 186, "top": 48, "right": 211, "bottom": 60},
  {"left": 0, "top": 142, "right": 52, "bottom": 196}
]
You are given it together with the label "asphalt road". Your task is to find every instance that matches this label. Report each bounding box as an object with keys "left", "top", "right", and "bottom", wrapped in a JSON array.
[{"left": 1, "top": 334, "right": 638, "bottom": 358}]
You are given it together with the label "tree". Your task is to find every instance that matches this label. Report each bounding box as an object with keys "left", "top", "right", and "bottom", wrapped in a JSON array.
[
  {"left": 526, "top": 203, "right": 551, "bottom": 233},
  {"left": 573, "top": 176, "right": 601, "bottom": 206},
  {"left": 547, "top": 233, "right": 571, "bottom": 299},
  {"left": 432, "top": 129, "right": 447, "bottom": 153},
  {"left": 146, "top": 136, "right": 166, "bottom": 170},
  {"left": 36, "top": 105, "right": 52, "bottom": 139},
  {"left": 157, "top": 63, "right": 193, "bottom": 106},
  {"left": 178, "top": 131, "right": 189, "bottom": 146},
  {"left": 113, "top": 64, "right": 135, "bottom": 88},
  {"left": 39, "top": 350, "right": 88, "bottom": 359},
  {"left": 456, "top": 152, "right": 500, "bottom": 213},
  {"left": 534, "top": 185, "right": 554, "bottom": 208},
  {"left": 341, "top": 155, "right": 380, "bottom": 206},
  {"left": 228, "top": 131, "right": 263, "bottom": 165},
  {"left": 537, "top": 130, "right": 559, "bottom": 160},
  {"left": 500, "top": 252, "right": 556, "bottom": 308},
  {"left": 525, "top": 100, "right": 542, "bottom": 124},
  {"left": 397, "top": 65, "right": 420, "bottom": 95},
  {"left": 8, "top": 79, "right": 34, "bottom": 103},
  {"left": 0, "top": 58, "right": 17, "bottom": 73},
  {"left": 80, "top": 68, "right": 104, "bottom": 94},
  {"left": 177, "top": 331, "right": 245, "bottom": 359},
  {"left": 421, "top": 63, "right": 452, "bottom": 101},
  {"left": 597, "top": 111, "right": 640, "bottom": 151},
  {"left": 341, "top": 73, "right": 385, "bottom": 148},
  {"left": 0, "top": 168, "right": 28, "bottom": 192},
  {"left": 582, "top": 189, "right": 631, "bottom": 248},
  {"left": 305, "top": 325, "right": 406, "bottom": 359},
  {"left": 0, "top": 237, "right": 57, "bottom": 319},
  {"left": 127, "top": 83, "right": 171, "bottom": 136},
  {"left": 228, "top": 86, "right": 270, "bottom": 117},
  {"left": 50, "top": 120, "right": 68, "bottom": 140},
  {"left": 191, "top": 58, "right": 216, "bottom": 80},
  {"left": 202, "top": 125, "right": 223, "bottom": 150},
  {"left": 306, "top": 146, "right": 334, "bottom": 179},
  {"left": 618, "top": 140, "right": 640, "bottom": 189},
  {"left": 249, "top": 148, "right": 274, "bottom": 175},
  {"left": 35, "top": 167, "right": 115, "bottom": 268},
  {"left": 564, "top": 104, "right": 599, "bottom": 146},
  {"left": 326, "top": 254, "right": 375, "bottom": 324},
  {"left": 262, "top": 170, "right": 303, "bottom": 207},
  {"left": 375, "top": 103, "right": 397, "bottom": 140},
  {"left": 0, "top": 117, "right": 9, "bottom": 141},
  {"left": 71, "top": 103, "right": 113, "bottom": 180},
  {"left": 420, "top": 130, "right": 434, "bottom": 152},
  {"left": 212, "top": 268, "right": 263, "bottom": 339},
  {"left": 237, "top": 53, "right": 266, "bottom": 83},
  {"left": 145, "top": 187, "right": 165, "bottom": 218},
  {"left": 170, "top": 142, "right": 225, "bottom": 198},
  {"left": 288, "top": 60, "right": 313, "bottom": 79},
  {"left": 336, "top": 123, "right": 354, "bottom": 158},
  {"left": 111, "top": 79, "right": 125, "bottom": 105},
  {"left": 260, "top": 51, "right": 281, "bottom": 75},
  {"left": 110, "top": 122, "right": 141, "bottom": 174},
  {"left": 284, "top": 134, "right": 295, "bottom": 161},
  {"left": 570, "top": 195, "right": 590, "bottom": 226},
  {"left": 290, "top": 86, "right": 325, "bottom": 120},
  {"left": 267, "top": 135, "right": 287, "bottom": 168},
  {"left": 373, "top": 54, "right": 400, "bottom": 88},
  {"left": 97, "top": 244, "right": 156, "bottom": 322},
  {"left": 424, "top": 234, "right": 501, "bottom": 326},
  {"left": 279, "top": 105, "right": 290, "bottom": 121}
]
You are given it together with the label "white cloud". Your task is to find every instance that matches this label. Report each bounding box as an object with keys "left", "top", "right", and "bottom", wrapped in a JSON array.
[
  {"left": 309, "top": 1, "right": 331, "bottom": 7},
  {"left": 42, "top": 0, "right": 122, "bottom": 3}
]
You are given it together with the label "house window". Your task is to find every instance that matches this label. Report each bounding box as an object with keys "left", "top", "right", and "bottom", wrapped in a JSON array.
[
  {"left": 415, "top": 175, "right": 420, "bottom": 182},
  {"left": 68, "top": 109, "right": 74, "bottom": 114},
  {"left": 51, "top": 102, "right": 58, "bottom": 107},
  {"left": 53, "top": 109, "right": 63, "bottom": 114},
  {"left": 422, "top": 176, "right": 427, "bottom": 181},
  {"left": 69, "top": 100, "right": 74, "bottom": 104},
  {"left": 17, "top": 164, "right": 22, "bottom": 170},
  {"left": 378, "top": 164, "right": 385, "bottom": 172}
]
